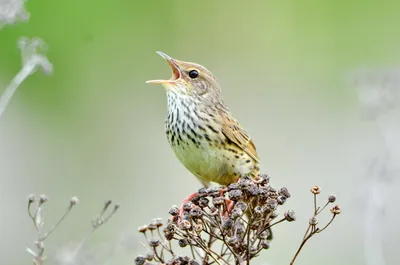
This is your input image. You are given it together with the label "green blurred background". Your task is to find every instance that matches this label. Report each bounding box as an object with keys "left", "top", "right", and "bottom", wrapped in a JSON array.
[{"left": 1, "top": 1, "right": 399, "bottom": 264}]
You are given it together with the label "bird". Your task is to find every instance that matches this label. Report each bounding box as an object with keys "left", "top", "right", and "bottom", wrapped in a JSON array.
[{"left": 146, "top": 51, "right": 260, "bottom": 191}]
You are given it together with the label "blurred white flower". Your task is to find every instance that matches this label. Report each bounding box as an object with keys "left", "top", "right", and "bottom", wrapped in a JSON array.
[
  {"left": 0, "top": 0, "right": 29, "bottom": 28},
  {"left": 352, "top": 68, "right": 400, "bottom": 119},
  {"left": 352, "top": 68, "right": 400, "bottom": 265},
  {"left": 18, "top": 37, "right": 53, "bottom": 74}
]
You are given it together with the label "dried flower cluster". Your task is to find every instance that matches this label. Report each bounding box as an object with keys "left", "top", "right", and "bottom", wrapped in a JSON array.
[{"left": 136, "top": 174, "right": 296, "bottom": 265}]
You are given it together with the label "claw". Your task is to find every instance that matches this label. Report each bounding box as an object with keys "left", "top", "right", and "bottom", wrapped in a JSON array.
[{"left": 174, "top": 192, "right": 199, "bottom": 223}]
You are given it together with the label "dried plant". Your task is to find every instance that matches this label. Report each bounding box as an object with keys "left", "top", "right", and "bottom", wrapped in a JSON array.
[
  {"left": 26, "top": 195, "right": 119, "bottom": 265},
  {"left": 289, "top": 185, "right": 341, "bottom": 265},
  {"left": 136, "top": 175, "right": 340, "bottom": 265}
]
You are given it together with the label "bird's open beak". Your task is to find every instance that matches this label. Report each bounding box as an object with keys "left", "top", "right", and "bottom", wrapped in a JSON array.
[{"left": 146, "top": 51, "right": 181, "bottom": 84}]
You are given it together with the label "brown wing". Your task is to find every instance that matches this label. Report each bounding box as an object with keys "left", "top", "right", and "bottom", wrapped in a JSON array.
[{"left": 220, "top": 113, "right": 259, "bottom": 164}]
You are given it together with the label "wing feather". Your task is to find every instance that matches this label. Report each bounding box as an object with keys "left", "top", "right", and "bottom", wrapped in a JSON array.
[{"left": 220, "top": 113, "right": 259, "bottom": 163}]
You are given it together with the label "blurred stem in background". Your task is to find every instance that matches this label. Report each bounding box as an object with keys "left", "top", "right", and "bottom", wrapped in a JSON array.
[
  {"left": 0, "top": 37, "right": 53, "bottom": 118},
  {"left": 353, "top": 69, "right": 400, "bottom": 265}
]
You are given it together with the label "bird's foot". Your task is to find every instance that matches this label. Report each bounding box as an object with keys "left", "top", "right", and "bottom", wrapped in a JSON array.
[
  {"left": 173, "top": 192, "right": 199, "bottom": 223},
  {"left": 218, "top": 188, "right": 235, "bottom": 217},
  {"left": 173, "top": 188, "right": 235, "bottom": 222}
]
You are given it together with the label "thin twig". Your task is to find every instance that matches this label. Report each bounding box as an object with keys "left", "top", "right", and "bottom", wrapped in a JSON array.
[{"left": 290, "top": 233, "right": 313, "bottom": 265}]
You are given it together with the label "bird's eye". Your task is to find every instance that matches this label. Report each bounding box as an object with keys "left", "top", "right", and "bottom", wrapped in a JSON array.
[{"left": 188, "top": 70, "right": 199, "bottom": 79}]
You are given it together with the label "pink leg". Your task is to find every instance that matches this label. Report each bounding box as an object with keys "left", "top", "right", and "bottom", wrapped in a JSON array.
[
  {"left": 177, "top": 192, "right": 199, "bottom": 220},
  {"left": 225, "top": 199, "right": 235, "bottom": 214},
  {"left": 219, "top": 188, "right": 235, "bottom": 217}
]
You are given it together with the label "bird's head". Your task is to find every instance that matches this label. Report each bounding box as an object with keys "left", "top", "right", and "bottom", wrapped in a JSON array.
[{"left": 147, "top": 52, "right": 221, "bottom": 99}]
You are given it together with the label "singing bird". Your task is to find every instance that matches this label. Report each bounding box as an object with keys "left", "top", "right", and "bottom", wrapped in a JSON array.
[{"left": 147, "top": 52, "right": 260, "bottom": 188}]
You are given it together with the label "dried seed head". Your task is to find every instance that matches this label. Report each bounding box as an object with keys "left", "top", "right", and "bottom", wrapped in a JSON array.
[
  {"left": 310, "top": 185, "right": 321, "bottom": 195},
  {"left": 104, "top": 199, "right": 112, "bottom": 208},
  {"left": 277, "top": 196, "right": 286, "bottom": 205},
  {"left": 182, "top": 202, "right": 193, "bottom": 211},
  {"left": 222, "top": 218, "right": 234, "bottom": 230},
  {"left": 148, "top": 238, "right": 160, "bottom": 248},
  {"left": 227, "top": 183, "right": 239, "bottom": 191},
  {"left": 198, "top": 187, "right": 207, "bottom": 195},
  {"left": 261, "top": 240, "right": 271, "bottom": 249},
  {"left": 284, "top": 210, "right": 296, "bottom": 222},
  {"left": 39, "top": 194, "right": 48, "bottom": 204},
  {"left": 258, "top": 173, "right": 270, "bottom": 184},
  {"left": 169, "top": 205, "right": 179, "bottom": 216},
  {"left": 309, "top": 216, "right": 318, "bottom": 225},
  {"left": 138, "top": 225, "right": 148, "bottom": 233},
  {"left": 148, "top": 223, "right": 157, "bottom": 231},
  {"left": 180, "top": 220, "right": 191, "bottom": 230},
  {"left": 258, "top": 187, "right": 267, "bottom": 197},
  {"left": 245, "top": 183, "right": 259, "bottom": 196},
  {"left": 178, "top": 238, "right": 189, "bottom": 248},
  {"left": 228, "top": 189, "right": 243, "bottom": 201},
  {"left": 235, "top": 201, "right": 248, "bottom": 212},
  {"left": 70, "top": 196, "right": 79, "bottom": 206},
  {"left": 328, "top": 195, "right": 336, "bottom": 203},
  {"left": 134, "top": 255, "right": 146, "bottom": 265},
  {"left": 163, "top": 229, "right": 174, "bottom": 241},
  {"left": 27, "top": 194, "right": 35, "bottom": 203},
  {"left": 189, "top": 206, "right": 203, "bottom": 218},
  {"left": 198, "top": 197, "right": 209, "bottom": 208},
  {"left": 166, "top": 222, "right": 176, "bottom": 232},
  {"left": 259, "top": 230, "right": 270, "bottom": 240},
  {"left": 279, "top": 187, "right": 291, "bottom": 198},
  {"left": 146, "top": 252, "right": 154, "bottom": 261},
  {"left": 181, "top": 212, "right": 190, "bottom": 222},
  {"left": 238, "top": 177, "right": 251, "bottom": 189},
  {"left": 330, "top": 205, "right": 341, "bottom": 215},
  {"left": 205, "top": 187, "right": 220, "bottom": 197},
  {"left": 268, "top": 186, "right": 277, "bottom": 194},
  {"left": 254, "top": 206, "right": 264, "bottom": 215},
  {"left": 152, "top": 218, "right": 163, "bottom": 228},
  {"left": 212, "top": 197, "right": 224, "bottom": 206},
  {"left": 266, "top": 198, "right": 278, "bottom": 211},
  {"left": 231, "top": 208, "right": 243, "bottom": 219}
]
